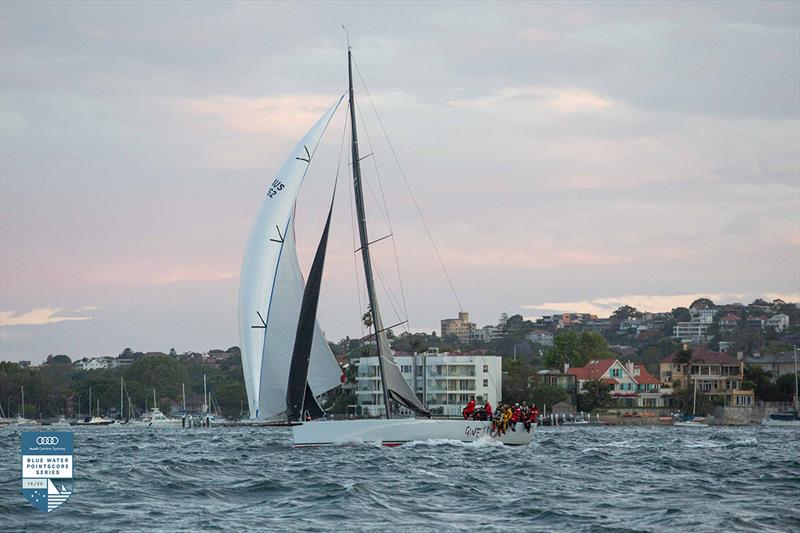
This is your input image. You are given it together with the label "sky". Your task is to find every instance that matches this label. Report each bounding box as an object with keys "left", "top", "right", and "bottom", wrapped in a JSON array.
[{"left": 1, "top": 1, "right": 799, "bottom": 363}]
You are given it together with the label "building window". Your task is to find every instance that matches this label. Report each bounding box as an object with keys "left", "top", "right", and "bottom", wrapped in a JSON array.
[
  {"left": 483, "top": 364, "right": 488, "bottom": 373},
  {"left": 401, "top": 365, "right": 411, "bottom": 373},
  {"left": 483, "top": 379, "right": 488, "bottom": 387}
]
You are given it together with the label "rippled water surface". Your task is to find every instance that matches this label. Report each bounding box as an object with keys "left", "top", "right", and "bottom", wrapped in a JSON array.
[{"left": 1, "top": 425, "right": 798, "bottom": 531}]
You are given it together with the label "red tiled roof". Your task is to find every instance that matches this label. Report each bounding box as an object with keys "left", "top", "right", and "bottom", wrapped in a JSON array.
[
  {"left": 568, "top": 358, "right": 616, "bottom": 381},
  {"left": 601, "top": 378, "right": 619, "bottom": 385},
  {"left": 661, "top": 347, "right": 739, "bottom": 365},
  {"left": 720, "top": 314, "right": 740, "bottom": 322},
  {"left": 634, "top": 365, "right": 660, "bottom": 385}
]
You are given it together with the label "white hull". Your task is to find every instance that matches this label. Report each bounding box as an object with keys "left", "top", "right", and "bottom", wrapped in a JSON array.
[
  {"left": 673, "top": 421, "right": 709, "bottom": 428},
  {"left": 761, "top": 417, "right": 800, "bottom": 427},
  {"left": 292, "top": 418, "right": 536, "bottom": 447}
]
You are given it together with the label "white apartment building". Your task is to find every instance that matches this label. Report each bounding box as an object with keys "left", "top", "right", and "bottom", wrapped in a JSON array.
[
  {"left": 354, "top": 349, "right": 502, "bottom": 417},
  {"left": 526, "top": 331, "right": 554, "bottom": 346},
  {"left": 673, "top": 321, "right": 710, "bottom": 343},
  {"left": 74, "top": 357, "right": 115, "bottom": 371}
]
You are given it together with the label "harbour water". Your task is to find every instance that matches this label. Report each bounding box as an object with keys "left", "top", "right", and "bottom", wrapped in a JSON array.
[{"left": 1, "top": 425, "right": 798, "bottom": 531}]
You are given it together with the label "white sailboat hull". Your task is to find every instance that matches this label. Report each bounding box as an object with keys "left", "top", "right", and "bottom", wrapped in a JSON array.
[{"left": 292, "top": 418, "right": 536, "bottom": 447}]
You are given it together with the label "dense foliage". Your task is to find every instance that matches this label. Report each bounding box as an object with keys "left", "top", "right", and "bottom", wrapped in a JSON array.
[{"left": 0, "top": 352, "right": 246, "bottom": 420}]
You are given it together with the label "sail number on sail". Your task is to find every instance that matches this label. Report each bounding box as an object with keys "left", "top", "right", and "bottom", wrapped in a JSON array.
[{"left": 267, "top": 179, "right": 285, "bottom": 198}]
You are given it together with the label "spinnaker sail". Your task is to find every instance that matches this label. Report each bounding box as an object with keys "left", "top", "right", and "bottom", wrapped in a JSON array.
[{"left": 238, "top": 98, "right": 344, "bottom": 420}]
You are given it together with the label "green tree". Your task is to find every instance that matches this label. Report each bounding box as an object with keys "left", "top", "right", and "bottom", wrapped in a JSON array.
[
  {"left": 529, "top": 383, "right": 567, "bottom": 408},
  {"left": 502, "top": 358, "right": 533, "bottom": 402},
  {"left": 543, "top": 331, "right": 609, "bottom": 369},
  {"left": 361, "top": 304, "right": 373, "bottom": 331},
  {"left": 689, "top": 298, "right": 715, "bottom": 309},
  {"left": 611, "top": 305, "right": 642, "bottom": 322},
  {"left": 577, "top": 379, "right": 612, "bottom": 412},
  {"left": 671, "top": 307, "right": 691, "bottom": 322}
]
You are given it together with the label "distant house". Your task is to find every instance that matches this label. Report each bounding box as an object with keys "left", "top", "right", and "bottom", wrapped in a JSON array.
[
  {"left": 526, "top": 331, "right": 554, "bottom": 347},
  {"left": 568, "top": 358, "right": 663, "bottom": 408},
  {"left": 535, "top": 368, "right": 577, "bottom": 405},
  {"left": 660, "top": 347, "right": 753, "bottom": 406},
  {"left": 673, "top": 321, "right": 710, "bottom": 343},
  {"left": 744, "top": 351, "right": 798, "bottom": 379},
  {"left": 764, "top": 314, "right": 790, "bottom": 332},
  {"left": 718, "top": 313, "right": 741, "bottom": 333}
]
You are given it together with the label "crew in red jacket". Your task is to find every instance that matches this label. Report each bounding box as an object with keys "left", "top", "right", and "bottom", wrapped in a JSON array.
[
  {"left": 462, "top": 397, "right": 476, "bottom": 420},
  {"left": 484, "top": 401, "right": 493, "bottom": 420}
]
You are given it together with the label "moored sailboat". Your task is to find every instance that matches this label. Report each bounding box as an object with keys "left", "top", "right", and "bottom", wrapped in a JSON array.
[{"left": 239, "top": 42, "right": 534, "bottom": 446}]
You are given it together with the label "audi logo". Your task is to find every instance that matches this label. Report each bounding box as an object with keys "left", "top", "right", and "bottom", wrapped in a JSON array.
[{"left": 36, "top": 436, "right": 59, "bottom": 445}]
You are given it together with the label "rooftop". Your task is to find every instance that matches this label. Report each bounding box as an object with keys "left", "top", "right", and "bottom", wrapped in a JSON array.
[{"left": 662, "top": 347, "right": 740, "bottom": 365}]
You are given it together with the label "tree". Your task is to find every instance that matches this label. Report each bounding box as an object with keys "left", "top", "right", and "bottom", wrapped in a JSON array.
[
  {"left": 543, "top": 331, "right": 609, "bottom": 370},
  {"left": 168, "top": 348, "right": 177, "bottom": 357},
  {"left": 673, "top": 346, "right": 693, "bottom": 369},
  {"left": 577, "top": 379, "right": 612, "bottom": 412},
  {"left": 46, "top": 354, "right": 71, "bottom": 365},
  {"left": 529, "top": 383, "right": 567, "bottom": 408},
  {"left": 673, "top": 385, "right": 711, "bottom": 415},
  {"left": 502, "top": 358, "right": 533, "bottom": 402},
  {"left": 611, "top": 305, "right": 642, "bottom": 322},
  {"left": 671, "top": 307, "right": 691, "bottom": 322},
  {"left": 361, "top": 304, "right": 373, "bottom": 331},
  {"left": 689, "top": 298, "right": 715, "bottom": 310}
]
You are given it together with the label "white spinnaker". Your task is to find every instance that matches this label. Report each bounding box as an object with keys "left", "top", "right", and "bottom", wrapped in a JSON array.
[{"left": 238, "top": 98, "right": 343, "bottom": 420}]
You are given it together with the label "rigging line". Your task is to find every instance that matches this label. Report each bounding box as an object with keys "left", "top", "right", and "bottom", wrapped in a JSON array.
[
  {"left": 352, "top": 87, "right": 411, "bottom": 326},
  {"left": 352, "top": 55, "right": 463, "bottom": 313},
  {"left": 374, "top": 263, "right": 408, "bottom": 334}
]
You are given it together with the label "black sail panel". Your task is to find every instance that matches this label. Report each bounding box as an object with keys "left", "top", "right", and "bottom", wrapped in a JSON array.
[
  {"left": 302, "top": 384, "right": 325, "bottom": 420},
  {"left": 285, "top": 200, "right": 334, "bottom": 422}
]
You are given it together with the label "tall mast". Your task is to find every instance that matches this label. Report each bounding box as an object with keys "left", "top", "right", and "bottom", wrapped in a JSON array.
[
  {"left": 120, "top": 377, "right": 123, "bottom": 420},
  {"left": 348, "top": 48, "right": 392, "bottom": 418}
]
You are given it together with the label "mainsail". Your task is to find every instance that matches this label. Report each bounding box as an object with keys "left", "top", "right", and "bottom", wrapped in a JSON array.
[
  {"left": 346, "top": 49, "right": 430, "bottom": 418},
  {"left": 238, "top": 98, "right": 344, "bottom": 420}
]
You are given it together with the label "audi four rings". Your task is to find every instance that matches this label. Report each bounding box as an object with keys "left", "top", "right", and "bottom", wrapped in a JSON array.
[{"left": 35, "top": 436, "right": 59, "bottom": 445}]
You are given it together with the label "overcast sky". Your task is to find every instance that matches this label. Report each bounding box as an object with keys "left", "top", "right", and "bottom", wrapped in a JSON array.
[{"left": 1, "top": 1, "right": 798, "bottom": 362}]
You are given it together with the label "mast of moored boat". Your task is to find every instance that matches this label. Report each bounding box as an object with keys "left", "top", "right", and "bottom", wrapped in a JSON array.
[
  {"left": 203, "top": 374, "right": 208, "bottom": 414},
  {"left": 20, "top": 385, "right": 24, "bottom": 419},
  {"left": 794, "top": 345, "right": 799, "bottom": 412},
  {"left": 347, "top": 47, "right": 392, "bottom": 418},
  {"left": 120, "top": 377, "right": 124, "bottom": 420},
  {"left": 182, "top": 383, "right": 186, "bottom": 413}
]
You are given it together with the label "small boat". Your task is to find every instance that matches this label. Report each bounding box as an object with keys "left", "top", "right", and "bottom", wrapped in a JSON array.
[
  {"left": 762, "top": 411, "right": 800, "bottom": 426},
  {"left": 13, "top": 415, "right": 39, "bottom": 427},
  {"left": 72, "top": 396, "right": 115, "bottom": 425},
  {"left": 132, "top": 407, "right": 183, "bottom": 428},
  {"left": 72, "top": 416, "right": 115, "bottom": 426}
]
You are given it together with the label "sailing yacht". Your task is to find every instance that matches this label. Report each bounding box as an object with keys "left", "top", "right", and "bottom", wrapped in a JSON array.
[
  {"left": 238, "top": 45, "right": 534, "bottom": 447},
  {"left": 674, "top": 379, "right": 708, "bottom": 428}
]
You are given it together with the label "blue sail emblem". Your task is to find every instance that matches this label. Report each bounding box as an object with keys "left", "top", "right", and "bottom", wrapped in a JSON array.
[{"left": 21, "top": 432, "right": 74, "bottom": 513}]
